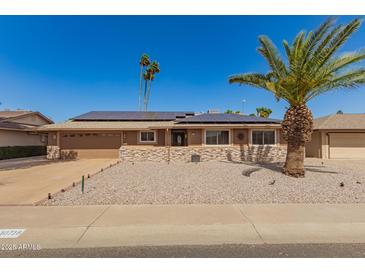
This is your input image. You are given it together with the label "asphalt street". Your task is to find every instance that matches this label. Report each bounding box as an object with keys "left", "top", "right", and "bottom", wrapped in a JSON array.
[{"left": 1, "top": 243, "right": 365, "bottom": 258}]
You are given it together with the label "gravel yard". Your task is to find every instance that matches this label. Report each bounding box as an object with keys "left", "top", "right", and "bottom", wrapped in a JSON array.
[{"left": 42, "top": 158, "right": 365, "bottom": 205}]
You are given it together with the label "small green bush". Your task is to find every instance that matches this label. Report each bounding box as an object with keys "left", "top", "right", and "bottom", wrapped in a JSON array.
[{"left": 0, "top": 146, "right": 46, "bottom": 160}]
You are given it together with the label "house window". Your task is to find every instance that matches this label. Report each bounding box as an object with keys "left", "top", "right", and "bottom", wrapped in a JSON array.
[
  {"left": 140, "top": 131, "right": 156, "bottom": 142},
  {"left": 205, "top": 130, "right": 229, "bottom": 145},
  {"left": 252, "top": 130, "right": 275, "bottom": 145}
]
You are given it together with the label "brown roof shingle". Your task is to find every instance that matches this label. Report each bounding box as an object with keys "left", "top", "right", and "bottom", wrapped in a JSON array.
[{"left": 0, "top": 110, "right": 33, "bottom": 120}]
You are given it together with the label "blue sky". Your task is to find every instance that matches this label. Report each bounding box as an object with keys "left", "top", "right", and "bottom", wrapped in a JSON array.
[{"left": 0, "top": 16, "right": 364, "bottom": 122}]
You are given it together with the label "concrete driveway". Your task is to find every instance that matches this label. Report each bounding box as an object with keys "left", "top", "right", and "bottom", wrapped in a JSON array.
[{"left": 0, "top": 158, "right": 119, "bottom": 205}]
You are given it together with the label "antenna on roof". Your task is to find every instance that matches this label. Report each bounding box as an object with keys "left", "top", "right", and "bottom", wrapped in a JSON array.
[{"left": 241, "top": 99, "right": 246, "bottom": 114}]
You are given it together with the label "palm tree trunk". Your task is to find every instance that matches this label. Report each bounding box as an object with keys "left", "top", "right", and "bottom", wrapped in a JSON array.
[
  {"left": 146, "top": 80, "right": 152, "bottom": 111},
  {"left": 138, "top": 65, "right": 143, "bottom": 111},
  {"left": 283, "top": 141, "right": 305, "bottom": 177},
  {"left": 281, "top": 104, "right": 313, "bottom": 177},
  {"left": 143, "top": 79, "right": 148, "bottom": 111}
]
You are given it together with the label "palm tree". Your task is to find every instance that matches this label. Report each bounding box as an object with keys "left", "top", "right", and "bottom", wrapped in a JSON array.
[
  {"left": 229, "top": 17, "right": 365, "bottom": 177},
  {"left": 144, "top": 61, "right": 160, "bottom": 111},
  {"left": 139, "top": 54, "right": 150, "bottom": 111},
  {"left": 256, "top": 107, "right": 273, "bottom": 118}
]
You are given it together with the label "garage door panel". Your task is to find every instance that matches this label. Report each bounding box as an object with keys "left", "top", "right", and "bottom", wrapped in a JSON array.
[
  {"left": 330, "top": 133, "right": 365, "bottom": 159},
  {"left": 61, "top": 132, "right": 121, "bottom": 149},
  {"left": 60, "top": 132, "right": 121, "bottom": 159}
]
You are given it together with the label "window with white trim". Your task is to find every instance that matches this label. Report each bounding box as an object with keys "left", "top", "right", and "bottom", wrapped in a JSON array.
[
  {"left": 205, "top": 130, "right": 229, "bottom": 145},
  {"left": 252, "top": 130, "right": 275, "bottom": 145},
  {"left": 140, "top": 131, "right": 155, "bottom": 142}
]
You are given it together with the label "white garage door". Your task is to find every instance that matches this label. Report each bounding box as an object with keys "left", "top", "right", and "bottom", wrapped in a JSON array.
[{"left": 329, "top": 133, "right": 365, "bottom": 159}]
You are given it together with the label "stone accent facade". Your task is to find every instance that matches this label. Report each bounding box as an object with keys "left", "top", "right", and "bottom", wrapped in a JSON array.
[
  {"left": 46, "top": 145, "right": 60, "bottom": 160},
  {"left": 120, "top": 145, "right": 287, "bottom": 163},
  {"left": 120, "top": 146, "right": 167, "bottom": 162}
]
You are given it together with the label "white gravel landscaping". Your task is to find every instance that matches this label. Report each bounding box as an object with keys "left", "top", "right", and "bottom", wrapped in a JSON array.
[{"left": 42, "top": 158, "right": 365, "bottom": 205}]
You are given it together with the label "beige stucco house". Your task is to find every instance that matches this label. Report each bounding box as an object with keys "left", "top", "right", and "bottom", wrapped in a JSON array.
[
  {"left": 306, "top": 113, "right": 365, "bottom": 159},
  {"left": 39, "top": 111, "right": 287, "bottom": 162},
  {"left": 0, "top": 110, "right": 53, "bottom": 147}
]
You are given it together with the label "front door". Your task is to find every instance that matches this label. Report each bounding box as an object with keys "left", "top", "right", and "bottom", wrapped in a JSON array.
[{"left": 172, "top": 130, "right": 187, "bottom": 146}]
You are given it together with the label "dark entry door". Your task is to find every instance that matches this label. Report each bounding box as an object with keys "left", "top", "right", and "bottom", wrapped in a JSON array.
[{"left": 172, "top": 131, "right": 187, "bottom": 146}]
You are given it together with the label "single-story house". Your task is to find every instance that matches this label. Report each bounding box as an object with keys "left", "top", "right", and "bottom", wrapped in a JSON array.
[
  {"left": 0, "top": 110, "right": 53, "bottom": 147},
  {"left": 305, "top": 113, "right": 365, "bottom": 159},
  {"left": 39, "top": 111, "right": 287, "bottom": 162}
]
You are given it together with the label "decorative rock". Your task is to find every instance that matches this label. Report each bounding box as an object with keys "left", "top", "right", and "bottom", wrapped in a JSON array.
[{"left": 46, "top": 146, "right": 60, "bottom": 160}]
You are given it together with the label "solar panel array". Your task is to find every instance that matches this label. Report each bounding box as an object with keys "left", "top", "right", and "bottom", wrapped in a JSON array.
[
  {"left": 176, "top": 113, "right": 281, "bottom": 123},
  {"left": 72, "top": 111, "right": 195, "bottom": 121}
]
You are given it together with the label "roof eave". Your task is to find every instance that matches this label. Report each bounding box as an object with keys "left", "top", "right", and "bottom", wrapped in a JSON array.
[{"left": 38, "top": 123, "right": 282, "bottom": 131}]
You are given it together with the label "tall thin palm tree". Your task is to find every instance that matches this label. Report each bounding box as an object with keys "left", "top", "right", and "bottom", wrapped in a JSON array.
[
  {"left": 139, "top": 54, "right": 150, "bottom": 111},
  {"left": 144, "top": 61, "right": 160, "bottom": 111},
  {"left": 229, "top": 17, "right": 365, "bottom": 177}
]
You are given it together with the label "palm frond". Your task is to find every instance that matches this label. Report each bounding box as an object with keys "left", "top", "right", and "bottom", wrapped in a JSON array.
[
  {"left": 303, "top": 18, "right": 336, "bottom": 55},
  {"left": 326, "top": 49, "right": 365, "bottom": 74},
  {"left": 306, "top": 24, "right": 343, "bottom": 71},
  {"left": 228, "top": 73, "right": 272, "bottom": 90},
  {"left": 300, "top": 17, "right": 336, "bottom": 69},
  {"left": 257, "top": 36, "right": 287, "bottom": 78},
  {"left": 305, "top": 69, "right": 365, "bottom": 102},
  {"left": 283, "top": 40, "right": 291, "bottom": 60},
  {"left": 316, "top": 18, "right": 362, "bottom": 70}
]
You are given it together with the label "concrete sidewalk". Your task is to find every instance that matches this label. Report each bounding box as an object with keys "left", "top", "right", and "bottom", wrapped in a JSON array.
[{"left": 1, "top": 204, "right": 365, "bottom": 249}]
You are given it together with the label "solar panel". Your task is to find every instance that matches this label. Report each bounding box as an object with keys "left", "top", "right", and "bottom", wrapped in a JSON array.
[
  {"left": 72, "top": 111, "right": 195, "bottom": 121},
  {"left": 176, "top": 113, "right": 281, "bottom": 123}
]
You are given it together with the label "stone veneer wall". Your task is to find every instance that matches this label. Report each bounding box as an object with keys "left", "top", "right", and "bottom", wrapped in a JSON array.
[
  {"left": 46, "top": 145, "right": 60, "bottom": 160},
  {"left": 120, "top": 146, "right": 167, "bottom": 162},
  {"left": 120, "top": 145, "right": 286, "bottom": 163}
]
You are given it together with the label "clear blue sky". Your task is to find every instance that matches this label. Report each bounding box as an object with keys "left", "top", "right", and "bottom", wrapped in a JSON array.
[{"left": 0, "top": 16, "right": 364, "bottom": 122}]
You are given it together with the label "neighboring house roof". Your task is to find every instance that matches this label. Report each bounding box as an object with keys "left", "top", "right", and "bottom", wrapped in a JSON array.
[
  {"left": 0, "top": 110, "right": 33, "bottom": 120},
  {"left": 314, "top": 113, "right": 365, "bottom": 130},
  {"left": 177, "top": 113, "right": 281, "bottom": 124},
  {"left": 72, "top": 111, "right": 195, "bottom": 121},
  {"left": 0, "top": 110, "right": 53, "bottom": 131},
  {"left": 0, "top": 110, "right": 53, "bottom": 124}
]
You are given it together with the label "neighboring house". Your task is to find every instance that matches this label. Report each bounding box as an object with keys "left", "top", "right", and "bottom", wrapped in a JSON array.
[
  {"left": 306, "top": 113, "right": 365, "bottom": 159},
  {"left": 0, "top": 110, "right": 53, "bottom": 147},
  {"left": 39, "top": 111, "right": 287, "bottom": 162}
]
